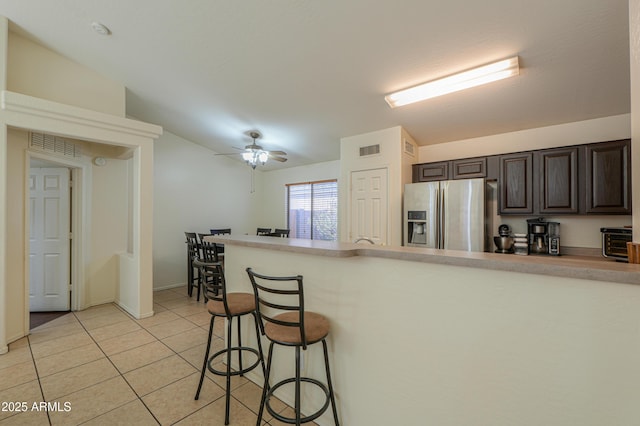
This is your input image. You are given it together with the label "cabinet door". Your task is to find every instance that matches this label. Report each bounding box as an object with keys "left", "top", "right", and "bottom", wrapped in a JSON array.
[
  {"left": 585, "top": 140, "right": 631, "bottom": 214},
  {"left": 413, "top": 162, "right": 449, "bottom": 182},
  {"left": 499, "top": 153, "right": 533, "bottom": 214},
  {"left": 536, "top": 147, "right": 579, "bottom": 214},
  {"left": 451, "top": 157, "right": 487, "bottom": 179}
]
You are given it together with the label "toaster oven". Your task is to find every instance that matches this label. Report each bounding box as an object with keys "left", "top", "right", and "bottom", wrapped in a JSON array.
[{"left": 600, "top": 227, "right": 632, "bottom": 261}]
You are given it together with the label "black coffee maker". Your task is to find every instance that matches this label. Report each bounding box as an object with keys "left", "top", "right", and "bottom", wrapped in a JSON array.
[{"left": 527, "top": 218, "right": 559, "bottom": 255}]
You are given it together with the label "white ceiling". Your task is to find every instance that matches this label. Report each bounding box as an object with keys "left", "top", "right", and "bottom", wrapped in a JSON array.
[{"left": 0, "top": 0, "right": 631, "bottom": 169}]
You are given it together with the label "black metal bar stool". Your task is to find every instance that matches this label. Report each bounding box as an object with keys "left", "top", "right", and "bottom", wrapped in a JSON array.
[
  {"left": 198, "top": 237, "right": 221, "bottom": 302},
  {"left": 246, "top": 268, "right": 340, "bottom": 426},
  {"left": 184, "top": 232, "right": 200, "bottom": 298},
  {"left": 194, "top": 260, "right": 265, "bottom": 425}
]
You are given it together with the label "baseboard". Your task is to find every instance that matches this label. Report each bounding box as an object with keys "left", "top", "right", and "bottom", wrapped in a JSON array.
[{"left": 154, "top": 282, "right": 186, "bottom": 292}]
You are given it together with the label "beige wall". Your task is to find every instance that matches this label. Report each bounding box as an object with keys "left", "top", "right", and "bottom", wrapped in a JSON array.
[
  {"left": 339, "top": 126, "right": 406, "bottom": 245},
  {"left": 5, "top": 128, "right": 27, "bottom": 341},
  {"left": 88, "top": 156, "right": 130, "bottom": 304},
  {"left": 224, "top": 244, "right": 640, "bottom": 426},
  {"left": 4, "top": 128, "right": 132, "bottom": 341},
  {"left": 418, "top": 114, "right": 630, "bottom": 161},
  {"left": 417, "top": 115, "right": 633, "bottom": 248},
  {"left": 630, "top": 0, "right": 640, "bottom": 241},
  {"left": 7, "top": 32, "right": 125, "bottom": 117},
  {"left": 1, "top": 26, "right": 160, "bottom": 350}
]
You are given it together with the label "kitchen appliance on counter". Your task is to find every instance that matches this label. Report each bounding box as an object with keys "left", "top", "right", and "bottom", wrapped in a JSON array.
[
  {"left": 494, "top": 224, "right": 514, "bottom": 253},
  {"left": 600, "top": 227, "right": 633, "bottom": 261},
  {"left": 403, "top": 179, "right": 486, "bottom": 252},
  {"left": 512, "top": 233, "right": 529, "bottom": 255},
  {"left": 526, "top": 218, "right": 560, "bottom": 255}
]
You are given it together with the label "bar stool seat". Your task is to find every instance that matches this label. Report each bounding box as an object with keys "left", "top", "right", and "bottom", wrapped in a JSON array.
[
  {"left": 206, "top": 293, "right": 255, "bottom": 316},
  {"left": 264, "top": 312, "right": 329, "bottom": 345}
]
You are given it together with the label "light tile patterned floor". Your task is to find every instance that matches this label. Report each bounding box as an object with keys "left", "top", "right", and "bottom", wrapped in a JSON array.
[{"left": 0, "top": 287, "right": 312, "bottom": 425}]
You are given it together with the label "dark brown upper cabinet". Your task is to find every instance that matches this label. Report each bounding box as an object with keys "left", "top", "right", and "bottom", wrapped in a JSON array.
[
  {"left": 499, "top": 152, "right": 533, "bottom": 214},
  {"left": 536, "top": 147, "right": 579, "bottom": 214},
  {"left": 413, "top": 161, "right": 449, "bottom": 182},
  {"left": 585, "top": 139, "right": 631, "bottom": 214},
  {"left": 451, "top": 157, "right": 487, "bottom": 180}
]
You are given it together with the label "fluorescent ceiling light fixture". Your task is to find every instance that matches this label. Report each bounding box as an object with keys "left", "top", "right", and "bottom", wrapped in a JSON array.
[{"left": 385, "top": 56, "right": 519, "bottom": 108}]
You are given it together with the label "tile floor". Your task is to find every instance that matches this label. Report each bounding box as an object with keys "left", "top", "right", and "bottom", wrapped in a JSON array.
[{"left": 0, "top": 287, "right": 313, "bottom": 425}]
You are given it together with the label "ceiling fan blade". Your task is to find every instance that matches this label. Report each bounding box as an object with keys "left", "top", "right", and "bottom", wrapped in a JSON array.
[
  {"left": 269, "top": 155, "right": 287, "bottom": 162},
  {"left": 267, "top": 150, "right": 287, "bottom": 155},
  {"left": 214, "top": 152, "right": 241, "bottom": 156}
]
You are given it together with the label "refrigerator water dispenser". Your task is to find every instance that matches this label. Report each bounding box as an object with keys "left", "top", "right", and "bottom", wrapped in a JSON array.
[{"left": 407, "top": 210, "right": 427, "bottom": 245}]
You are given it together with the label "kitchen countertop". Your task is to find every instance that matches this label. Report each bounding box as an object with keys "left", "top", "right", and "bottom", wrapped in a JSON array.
[{"left": 206, "top": 235, "right": 640, "bottom": 286}]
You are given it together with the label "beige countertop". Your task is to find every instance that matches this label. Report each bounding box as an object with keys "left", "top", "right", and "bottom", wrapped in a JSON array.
[{"left": 206, "top": 235, "right": 640, "bottom": 286}]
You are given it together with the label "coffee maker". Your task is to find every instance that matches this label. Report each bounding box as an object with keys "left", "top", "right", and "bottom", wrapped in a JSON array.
[{"left": 527, "top": 218, "right": 560, "bottom": 255}]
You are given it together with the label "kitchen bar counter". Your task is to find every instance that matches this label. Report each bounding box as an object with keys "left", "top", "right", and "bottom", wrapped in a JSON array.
[
  {"left": 207, "top": 234, "right": 640, "bottom": 425},
  {"left": 206, "top": 235, "right": 639, "bottom": 285}
]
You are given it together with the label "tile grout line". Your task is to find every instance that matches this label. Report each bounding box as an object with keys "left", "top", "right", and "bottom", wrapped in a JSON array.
[
  {"left": 71, "top": 308, "right": 164, "bottom": 426},
  {"left": 15, "top": 288, "right": 284, "bottom": 425},
  {"left": 76, "top": 299, "right": 231, "bottom": 425},
  {"left": 25, "top": 334, "right": 53, "bottom": 425}
]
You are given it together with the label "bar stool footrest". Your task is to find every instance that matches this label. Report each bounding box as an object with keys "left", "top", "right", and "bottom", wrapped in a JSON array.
[
  {"left": 207, "top": 346, "right": 261, "bottom": 377},
  {"left": 266, "top": 377, "right": 331, "bottom": 424}
]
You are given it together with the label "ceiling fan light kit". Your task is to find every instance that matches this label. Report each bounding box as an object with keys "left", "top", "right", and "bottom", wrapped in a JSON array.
[
  {"left": 217, "top": 131, "right": 287, "bottom": 169},
  {"left": 385, "top": 56, "right": 520, "bottom": 108},
  {"left": 242, "top": 149, "right": 269, "bottom": 169}
]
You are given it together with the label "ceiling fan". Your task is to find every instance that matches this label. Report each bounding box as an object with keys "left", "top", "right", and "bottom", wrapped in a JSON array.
[{"left": 217, "top": 131, "right": 287, "bottom": 169}]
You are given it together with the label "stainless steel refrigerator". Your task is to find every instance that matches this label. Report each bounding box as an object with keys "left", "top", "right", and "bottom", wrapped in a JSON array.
[{"left": 403, "top": 178, "right": 486, "bottom": 252}]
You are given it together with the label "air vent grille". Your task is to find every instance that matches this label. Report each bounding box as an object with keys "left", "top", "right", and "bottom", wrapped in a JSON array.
[
  {"left": 404, "top": 139, "right": 415, "bottom": 156},
  {"left": 30, "top": 132, "right": 81, "bottom": 158},
  {"left": 359, "top": 144, "right": 380, "bottom": 156}
]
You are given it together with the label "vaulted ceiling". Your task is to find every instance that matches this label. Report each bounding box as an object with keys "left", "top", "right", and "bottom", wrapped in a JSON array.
[{"left": 0, "top": 0, "right": 630, "bottom": 169}]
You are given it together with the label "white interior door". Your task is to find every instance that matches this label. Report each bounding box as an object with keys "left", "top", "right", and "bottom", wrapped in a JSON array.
[
  {"left": 350, "top": 168, "right": 388, "bottom": 244},
  {"left": 29, "top": 167, "right": 71, "bottom": 312}
]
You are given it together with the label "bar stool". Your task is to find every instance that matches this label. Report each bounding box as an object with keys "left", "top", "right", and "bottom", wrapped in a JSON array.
[
  {"left": 194, "top": 260, "right": 265, "bottom": 425},
  {"left": 210, "top": 228, "right": 231, "bottom": 263},
  {"left": 272, "top": 228, "right": 290, "bottom": 238},
  {"left": 246, "top": 267, "right": 340, "bottom": 426},
  {"left": 184, "top": 232, "right": 200, "bottom": 298},
  {"left": 257, "top": 227, "right": 272, "bottom": 236},
  {"left": 198, "top": 237, "right": 220, "bottom": 302}
]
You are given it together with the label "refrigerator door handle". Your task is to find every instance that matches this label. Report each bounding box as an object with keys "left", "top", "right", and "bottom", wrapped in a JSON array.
[{"left": 439, "top": 187, "right": 445, "bottom": 249}]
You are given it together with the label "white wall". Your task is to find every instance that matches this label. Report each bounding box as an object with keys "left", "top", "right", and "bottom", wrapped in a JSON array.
[
  {"left": 418, "top": 115, "right": 633, "bottom": 248},
  {"left": 258, "top": 160, "right": 341, "bottom": 230},
  {"left": 152, "top": 130, "right": 259, "bottom": 290}
]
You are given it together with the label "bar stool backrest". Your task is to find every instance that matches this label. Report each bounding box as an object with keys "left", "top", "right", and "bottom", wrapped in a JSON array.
[
  {"left": 198, "top": 236, "right": 219, "bottom": 263},
  {"left": 245, "top": 268, "right": 309, "bottom": 348},
  {"left": 210, "top": 228, "right": 231, "bottom": 235},
  {"left": 273, "top": 228, "right": 290, "bottom": 238},
  {"left": 193, "top": 259, "right": 230, "bottom": 312},
  {"left": 257, "top": 228, "right": 272, "bottom": 236},
  {"left": 185, "top": 232, "right": 199, "bottom": 260}
]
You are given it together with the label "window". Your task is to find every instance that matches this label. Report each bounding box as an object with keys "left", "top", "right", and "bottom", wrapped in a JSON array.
[{"left": 286, "top": 180, "right": 338, "bottom": 240}]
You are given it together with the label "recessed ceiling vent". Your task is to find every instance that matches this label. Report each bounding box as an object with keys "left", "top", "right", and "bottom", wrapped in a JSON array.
[
  {"left": 30, "top": 132, "right": 81, "bottom": 158},
  {"left": 359, "top": 144, "right": 380, "bottom": 157}
]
